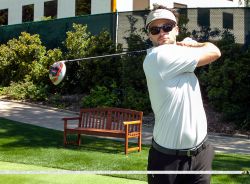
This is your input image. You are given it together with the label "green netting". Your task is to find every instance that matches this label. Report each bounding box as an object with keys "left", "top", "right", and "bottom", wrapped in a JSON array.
[
  {"left": 0, "top": 13, "right": 116, "bottom": 49},
  {"left": 1, "top": 8, "right": 250, "bottom": 50}
]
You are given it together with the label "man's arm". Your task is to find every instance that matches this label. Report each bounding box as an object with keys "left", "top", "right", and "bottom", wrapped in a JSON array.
[
  {"left": 195, "top": 42, "right": 221, "bottom": 67},
  {"left": 177, "top": 39, "right": 221, "bottom": 67}
]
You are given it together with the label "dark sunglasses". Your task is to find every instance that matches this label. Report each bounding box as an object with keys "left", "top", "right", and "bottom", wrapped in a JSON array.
[{"left": 149, "top": 24, "right": 175, "bottom": 35}]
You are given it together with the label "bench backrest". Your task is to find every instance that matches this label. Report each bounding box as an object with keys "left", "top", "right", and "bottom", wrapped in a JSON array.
[{"left": 79, "top": 107, "right": 143, "bottom": 131}]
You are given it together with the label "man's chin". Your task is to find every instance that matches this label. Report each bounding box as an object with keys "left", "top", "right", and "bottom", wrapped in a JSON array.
[{"left": 158, "top": 40, "right": 173, "bottom": 45}]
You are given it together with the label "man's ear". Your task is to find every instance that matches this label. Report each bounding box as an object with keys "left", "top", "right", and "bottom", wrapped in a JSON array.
[
  {"left": 148, "top": 33, "right": 153, "bottom": 42},
  {"left": 149, "top": 36, "right": 153, "bottom": 42}
]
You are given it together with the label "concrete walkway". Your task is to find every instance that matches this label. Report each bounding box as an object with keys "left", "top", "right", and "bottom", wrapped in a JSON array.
[{"left": 1, "top": 100, "right": 250, "bottom": 154}]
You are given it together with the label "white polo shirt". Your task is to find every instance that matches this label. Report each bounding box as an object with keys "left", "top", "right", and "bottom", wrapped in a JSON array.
[{"left": 143, "top": 44, "right": 207, "bottom": 149}]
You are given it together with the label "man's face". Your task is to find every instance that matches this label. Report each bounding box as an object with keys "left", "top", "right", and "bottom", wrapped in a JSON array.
[{"left": 148, "top": 19, "right": 178, "bottom": 46}]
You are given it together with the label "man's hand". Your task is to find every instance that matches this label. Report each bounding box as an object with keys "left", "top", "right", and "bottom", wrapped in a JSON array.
[
  {"left": 177, "top": 37, "right": 205, "bottom": 47},
  {"left": 176, "top": 37, "right": 221, "bottom": 67}
]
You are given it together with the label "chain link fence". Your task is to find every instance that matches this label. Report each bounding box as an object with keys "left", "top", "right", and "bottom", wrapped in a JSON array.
[{"left": 117, "top": 8, "right": 250, "bottom": 49}]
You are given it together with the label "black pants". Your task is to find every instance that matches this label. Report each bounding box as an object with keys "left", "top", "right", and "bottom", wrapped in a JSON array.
[{"left": 147, "top": 143, "right": 214, "bottom": 184}]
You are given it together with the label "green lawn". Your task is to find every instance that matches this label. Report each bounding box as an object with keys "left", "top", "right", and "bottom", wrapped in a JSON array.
[
  {"left": 0, "top": 117, "right": 249, "bottom": 184},
  {"left": 0, "top": 161, "right": 146, "bottom": 184}
]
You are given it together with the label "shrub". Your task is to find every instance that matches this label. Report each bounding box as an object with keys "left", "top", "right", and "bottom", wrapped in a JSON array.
[
  {"left": 62, "top": 24, "right": 122, "bottom": 94},
  {"left": 122, "top": 87, "right": 151, "bottom": 113},
  {"left": 0, "top": 32, "right": 63, "bottom": 88},
  {"left": 1, "top": 78, "right": 48, "bottom": 101},
  {"left": 81, "top": 83, "right": 120, "bottom": 108},
  {"left": 118, "top": 15, "right": 150, "bottom": 112},
  {"left": 199, "top": 30, "right": 250, "bottom": 130},
  {"left": 0, "top": 32, "right": 46, "bottom": 85}
]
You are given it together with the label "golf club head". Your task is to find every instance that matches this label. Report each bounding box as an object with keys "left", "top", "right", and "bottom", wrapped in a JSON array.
[{"left": 49, "top": 61, "right": 66, "bottom": 85}]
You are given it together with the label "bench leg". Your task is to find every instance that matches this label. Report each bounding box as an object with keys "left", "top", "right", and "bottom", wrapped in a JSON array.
[
  {"left": 125, "top": 136, "right": 128, "bottom": 155},
  {"left": 77, "top": 134, "right": 81, "bottom": 146},
  {"left": 64, "top": 130, "right": 67, "bottom": 145},
  {"left": 138, "top": 134, "right": 142, "bottom": 152}
]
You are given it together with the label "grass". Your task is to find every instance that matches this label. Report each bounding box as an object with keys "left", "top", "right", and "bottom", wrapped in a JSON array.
[
  {"left": 0, "top": 117, "right": 250, "bottom": 183},
  {"left": 0, "top": 161, "right": 146, "bottom": 184}
]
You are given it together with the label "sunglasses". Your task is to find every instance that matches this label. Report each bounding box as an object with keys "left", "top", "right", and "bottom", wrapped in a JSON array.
[{"left": 149, "top": 24, "right": 175, "bottom": 35}]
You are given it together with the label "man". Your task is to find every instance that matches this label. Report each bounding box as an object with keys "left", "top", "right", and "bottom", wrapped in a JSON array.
[{"left": 143, "top": 4, "right": 221, "bottom": 184}]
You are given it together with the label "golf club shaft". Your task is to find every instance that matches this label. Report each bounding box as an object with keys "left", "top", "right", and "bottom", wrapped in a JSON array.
[{"left": 64, "top": 49, "right": 147, "bottom": 63}]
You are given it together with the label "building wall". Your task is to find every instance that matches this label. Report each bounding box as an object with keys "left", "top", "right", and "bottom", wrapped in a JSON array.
[
  {"left": 91, "top": 0, "right": 133, "bottom": 14},
  {"left": 91, "top": 0, "right": 244, "bottom": 15},
  {"left": 0, "top": 0, "right": 247, "bottom": 44},
  {"left": 58, "top": 0, "right": 75, "bottom": 18},
  {"left": 133, "top": 0, "right": 150, "bottom": 10},
  {"left": 91, "top": 0, "right": 111, "bottom": 14},
  {"left": 164, "top": 0, "right": 242, "bottom": 8},
  {"left": 1, "top": 0, "right": 244, "bottom": 26},
  {"left": 0, "top": 0, "right": 75, "bottom": 25},
  {"left": 116, "top": 0, "right": 133, "bottom": 12},
  {"left": 92, "top": 0, "right": 232, "bottom": 14},
  {"left": 186, "top": 8, "right": 245, "bottom": 43}
]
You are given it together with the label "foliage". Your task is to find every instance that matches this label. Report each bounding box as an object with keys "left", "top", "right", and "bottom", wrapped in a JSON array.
[
  {"left": 191, "top": 26, "right": 221, "bottom": 42},
  {"left": 245, "top": 0, "right": 250, "bottom": 7},
  {"left": 0, "top": 78, "right": 48, "bottom": 101},
  {"left": 176, "top": 9, "right": 191, "bottom": 41},
  {"left": 0, "top": 32, "right": 63, "bottom": 86},
  {"left": 30, "top": 48, "right": 62, "bottom": 85},
  {"left": 0, "top": 32, "right": 46, "bottom": 86},
  {"left": 41, "top": 16, "right": 53, "bottom": 21},
  {"left": 62, "top": 23, "right": 121, "bottom": 94},
  {"left": 121, "top": 87, "right": 151, "bottom": 113},
  {"left": 0, "top": 32, "right": 63, "bottom": 100},
  {"left": 0, "top": 18, "right": 250, "bottom": 129},
  {"left": 81, "top": 82, "right": 120, "bottom": 108},
  {"left": 78, "top": 30, "right": 122, "bottom": 90},
  {"left": 64, "top": 23, "right": 91, "bottom": 59},
  {"left": 119, "top": 15, "right": 151, "bottom": 113},
  {"left": 199, "top": 30, "right": 250, "bottom": 129},
  {"left": 75, "top": 0, "right": 91, "bottom": 15}
]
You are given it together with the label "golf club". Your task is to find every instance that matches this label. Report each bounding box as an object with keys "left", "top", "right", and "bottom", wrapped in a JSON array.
[{"left": 49, "top": 49, "right": 147, "bottom": 85}]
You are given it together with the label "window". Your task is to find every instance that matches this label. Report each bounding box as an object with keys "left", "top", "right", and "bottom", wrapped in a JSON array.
[
  {"left": 223, "top": 12, "right": 233, "bottom": 30},
  {"left": 22, "top": 4, "right": 34, "bottom": 22},
  {"left": 44, "top": 0, "right": 58, "bottom": 19},
  {"left": 75, "top": 0, "right": 91, "bottom": 16},
  {"left": 0, "top": 9, "right": 8, "bottom": 25},
  {"left": 197, "top": 8, "right": 210, "bottom": 27}
]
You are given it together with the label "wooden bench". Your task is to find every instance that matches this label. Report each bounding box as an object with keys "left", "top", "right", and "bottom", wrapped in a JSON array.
[{"left": 62, "top": 107, "right": 143, "bottom": 155}]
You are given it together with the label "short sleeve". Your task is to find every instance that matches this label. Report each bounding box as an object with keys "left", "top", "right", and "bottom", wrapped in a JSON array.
[{"left": 157, "top": 45, "right": 200, "bottom": 79}]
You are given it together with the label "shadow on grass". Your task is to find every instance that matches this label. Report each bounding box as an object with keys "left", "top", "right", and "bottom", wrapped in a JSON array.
[
  {"left": 0, "top": 117, "right": 62, "bottom": 147},
  {"left": 213, "top": 154, "right": 250, "bottom": 171},
  {"left": 66, "top": 135, "right": 142, "bottom": 154},
  {"left": 0, "top": 117, "right": 141, "bottom": 154}
]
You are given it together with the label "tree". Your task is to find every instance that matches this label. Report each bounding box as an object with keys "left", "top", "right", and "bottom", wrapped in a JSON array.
[
  {"left": 245, "top": 0, "right": 250, "bottom": 7},
  {"left": 76, "top": 0, "right": 91, "bottom": 16}
]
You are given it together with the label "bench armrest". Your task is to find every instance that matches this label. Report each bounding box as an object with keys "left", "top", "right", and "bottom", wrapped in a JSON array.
[
  {"left": 123, "top": 120, "right": 141, "bottom": 125},
  {"left": 62, "top": 117, "right": 81, "bottom": 128}
]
